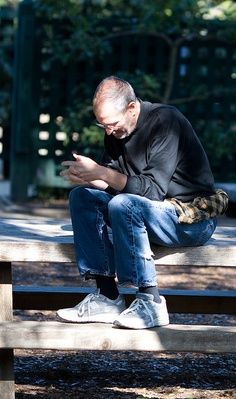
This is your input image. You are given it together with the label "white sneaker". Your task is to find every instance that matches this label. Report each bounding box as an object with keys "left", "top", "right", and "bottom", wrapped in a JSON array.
[
  {"left": 57, "top": 289, "right": 126, "bottom": 323},
  {"left": 113, "top": 293, "right": 169, "bottom": 329}
]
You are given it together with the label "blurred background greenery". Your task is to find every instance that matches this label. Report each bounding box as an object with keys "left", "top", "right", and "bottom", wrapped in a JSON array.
[{"left": 0, "top": 0, "right": 235, "bottom": 200}]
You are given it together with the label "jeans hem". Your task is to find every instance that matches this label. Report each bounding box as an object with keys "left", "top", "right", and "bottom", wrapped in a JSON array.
[
  {"left": 118, "top": 278, "right": 157, "bottom": 288},
  {"left": 81, "top": 270, "right": 116, "bottom": 280}
]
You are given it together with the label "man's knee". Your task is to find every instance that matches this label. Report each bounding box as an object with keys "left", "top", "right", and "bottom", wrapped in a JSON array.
[
  {"left": 69, "top": 186, "right": 88, "bottom": 205},
  {"left": 69, "top": 187, "right": 112, "bottom": 209},
  {"left": 108, "top": 193, "right": 135, "bottom": 218}
]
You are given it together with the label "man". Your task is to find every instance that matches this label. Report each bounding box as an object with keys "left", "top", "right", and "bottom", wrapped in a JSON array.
[{"left": 57, "top": 76, "right": 227, "bottom": 329}]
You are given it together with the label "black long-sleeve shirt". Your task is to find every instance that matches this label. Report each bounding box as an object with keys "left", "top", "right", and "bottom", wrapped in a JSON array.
[{"left": 103, "top": 100, "right": 215, "bottom": 202}]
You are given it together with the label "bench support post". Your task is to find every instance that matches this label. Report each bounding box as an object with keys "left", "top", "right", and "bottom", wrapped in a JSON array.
[
  {"left": 0, "top": 262, "right": 15, "bottom": 398},
  {"left": 0, "top": 349, "right": 15, "bottom": 399}
]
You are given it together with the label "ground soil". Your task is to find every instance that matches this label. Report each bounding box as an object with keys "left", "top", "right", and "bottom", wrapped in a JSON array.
[
  {"left": 2, "top": 200, "right": 236, "bottom": 399},
  {"left": 13, "top": 261, "right": 236, "bottom": 399}
]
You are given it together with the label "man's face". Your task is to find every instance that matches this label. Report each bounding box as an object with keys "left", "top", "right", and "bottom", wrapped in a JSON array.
[{"left": 95, "top": 102, "right": 136, "bottom": 139}]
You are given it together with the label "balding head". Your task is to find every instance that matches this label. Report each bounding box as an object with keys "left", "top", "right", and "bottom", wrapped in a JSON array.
[
  {"left": 93, "top": 76, "right": 137, "bottom": 115},
  {"left": 93, "top": 76, "right": 140, "bottom": 139}
]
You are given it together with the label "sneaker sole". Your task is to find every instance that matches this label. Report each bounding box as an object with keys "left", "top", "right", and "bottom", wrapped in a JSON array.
[
  {"left": 57, "top": 310, "right": 123, "bottom": 324},
  {"left": 113, "top": 317, "right": 170, "bottom": 329}
]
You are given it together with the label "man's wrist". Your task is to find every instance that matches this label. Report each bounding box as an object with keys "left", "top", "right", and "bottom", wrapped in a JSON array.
[{"left": 100, "top": 166, "right": 127, "bottom": 191}]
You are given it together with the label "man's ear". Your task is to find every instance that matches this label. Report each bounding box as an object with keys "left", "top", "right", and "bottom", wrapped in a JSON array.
[{"left": 127, "top": 101, "right": 136, "bottom": 115}]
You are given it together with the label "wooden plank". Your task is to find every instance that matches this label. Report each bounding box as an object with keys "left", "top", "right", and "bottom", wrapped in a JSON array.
[
  {"left": 0, "top": 219, "right": 234, "bottom": 243},
  {"left": 0, "top": 321, "right": 235, "bottom": 353},
  {"left": 153, "top": 244, "right": 236, "bottom": 267},
  {"left": 0, "top": 216, "right": 75, "bottom": 262},
  {"left": 0, "top": 220, "right": 235, "bottom": 266},
  {"left": 0, "top": 262, "right": 13, "bottom": 322},
  {"left": 0, "top": 240, "right": 235, "bottom": 266},
  {"left": 0, "top": 262, "right": 15, "bottom": 398},
  {"left": 0, "top": 242, "right": 75, "bottom": 263},
  {"left": 13, "top": 285, "right": 236, "bottom": 314}
]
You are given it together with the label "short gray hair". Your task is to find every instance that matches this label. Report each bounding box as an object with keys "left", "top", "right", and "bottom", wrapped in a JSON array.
[{"left": 93, "top": 76, "right": 137, "bottom": 114}]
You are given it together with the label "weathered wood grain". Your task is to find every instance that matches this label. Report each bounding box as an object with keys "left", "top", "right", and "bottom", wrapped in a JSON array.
[
  {"left": 0, "top": 263, "right": 14, "bottom": 398},
  {"left": 0, "top": 219, "right": 235, "bottom": 266},
  {"left": 0, "top": 321, "right": 235, "bottom": 353}
]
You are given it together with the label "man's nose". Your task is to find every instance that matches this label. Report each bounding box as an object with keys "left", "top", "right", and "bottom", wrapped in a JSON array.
[{"left": 105, "top": 126, "right": 115, "bottom": 135}]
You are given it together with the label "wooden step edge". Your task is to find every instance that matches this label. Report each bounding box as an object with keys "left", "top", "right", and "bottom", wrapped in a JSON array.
[{"left": 0, "top": 321, "right": 235, "bottom": 353}]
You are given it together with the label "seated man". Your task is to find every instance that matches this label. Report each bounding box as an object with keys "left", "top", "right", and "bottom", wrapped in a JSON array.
[{"left": 57, "top": 76, "right": 227, "bottom": 329}]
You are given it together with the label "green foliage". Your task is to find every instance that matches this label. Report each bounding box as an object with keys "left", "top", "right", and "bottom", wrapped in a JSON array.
[
  {"left": 34, "top": 185, "right": 70, "bottom": 201},
  {"left": 0, "top": 1, "right": 18, "bottom": 5},
  {"left": 200, "top": 121, "right": 236, "bottom": 181},
  {"left": 33, "top": 0, "right": 234, "bottom": 69},
  {"left": 117, "top": 70, "right": 162, "bottom": 102},
  {"left": 0, "top": 4, "right": 15, "bottom": 124},
  {"left": 1, "top": 0, "right": 236, "bottom": 186},
  {"left": 35, "top": 0, "right": 236, "bottom": 68},
  {"left": 199, "top": 0, "right": 236, "bottom": 21},
  {"left": 32, "top": 0, "right": 236, "bottom": 180}
]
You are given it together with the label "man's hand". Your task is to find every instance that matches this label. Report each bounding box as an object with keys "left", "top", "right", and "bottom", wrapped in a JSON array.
[
  {"left": 60, "top": 166, "right": 87, "bottom": 185},
  {"left": 61, "top": 153, "right": 103, "bottom": 182},
  {"left": 60, "top": 153, "right": 108, "bottom": 190},
  {"left": 61, "top": 152, "right": 127, "bottom": 191}
]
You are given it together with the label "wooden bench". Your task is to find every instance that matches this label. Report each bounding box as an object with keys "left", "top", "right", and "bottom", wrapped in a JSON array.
[{"left": 0, "top": 216, "right": 236, "bottom": 398}]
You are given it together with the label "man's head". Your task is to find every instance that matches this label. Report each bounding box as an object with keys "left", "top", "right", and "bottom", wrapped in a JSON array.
[{"left": 93, "top": 76, "right": 140, "bottom": 139}]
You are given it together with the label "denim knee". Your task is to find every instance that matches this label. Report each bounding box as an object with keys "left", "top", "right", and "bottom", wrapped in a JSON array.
[
  {"left": 69, "top": 186, "right": 106, "bottom": 211},
  {"left": 69, "top": 186, "right": 89, "bottom": 206},
  {"left": 108, "top": 193, "right": 134, "bottom": 218}
]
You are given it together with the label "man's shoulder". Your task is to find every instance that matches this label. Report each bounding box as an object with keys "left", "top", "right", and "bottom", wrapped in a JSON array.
[
  {"left": 141, "top": 102, "right": 184, "bottom": 130},
  {"left": 142, "top": 101, "right": 180, "bottom": 118},
  {"left": 152, "top": 103, "right": 181, "bottom": 116}
]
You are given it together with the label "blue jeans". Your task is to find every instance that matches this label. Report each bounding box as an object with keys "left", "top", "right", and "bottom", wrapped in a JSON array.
[{"left": 69, "top": 187, "right": 217, "bottom": 287}]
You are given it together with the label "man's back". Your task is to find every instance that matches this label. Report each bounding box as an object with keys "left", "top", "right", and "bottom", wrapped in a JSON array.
[{"left": 104, "top": 101, "right": 215, "bottom": 201}]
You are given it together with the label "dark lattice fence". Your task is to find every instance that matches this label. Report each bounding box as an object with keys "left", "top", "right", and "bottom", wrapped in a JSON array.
[
  {"left": 0, "top": 5, "right": 16, "bottom": 179},
  {"left": 2, "top": 1, "right": 236, "bottom": 200}
]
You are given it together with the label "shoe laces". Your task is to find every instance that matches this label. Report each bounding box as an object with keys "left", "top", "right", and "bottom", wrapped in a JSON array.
[
  {"left": 75, "top": 291, "right": 100, "bottom": 317},
  {"left": 122, "top": 298, "right": 154, "bottom": 321}
]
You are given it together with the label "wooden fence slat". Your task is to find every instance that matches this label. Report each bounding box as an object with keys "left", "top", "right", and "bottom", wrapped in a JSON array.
[{"left": 0, "top": 262, "right": 15, "bottom": 399}]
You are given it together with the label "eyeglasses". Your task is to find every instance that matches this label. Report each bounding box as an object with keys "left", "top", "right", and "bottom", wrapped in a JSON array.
[
  {"left": 95, "top": 109, "right": 127, "bottom": 130},
  {"left": 95, "top": 120, "right": 119, "bottom": 129}
]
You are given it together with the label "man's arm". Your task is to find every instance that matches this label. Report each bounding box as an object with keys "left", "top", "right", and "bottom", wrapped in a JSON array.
[{"left": 97, "top": 165, "right": 127, "bottom": 191}]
